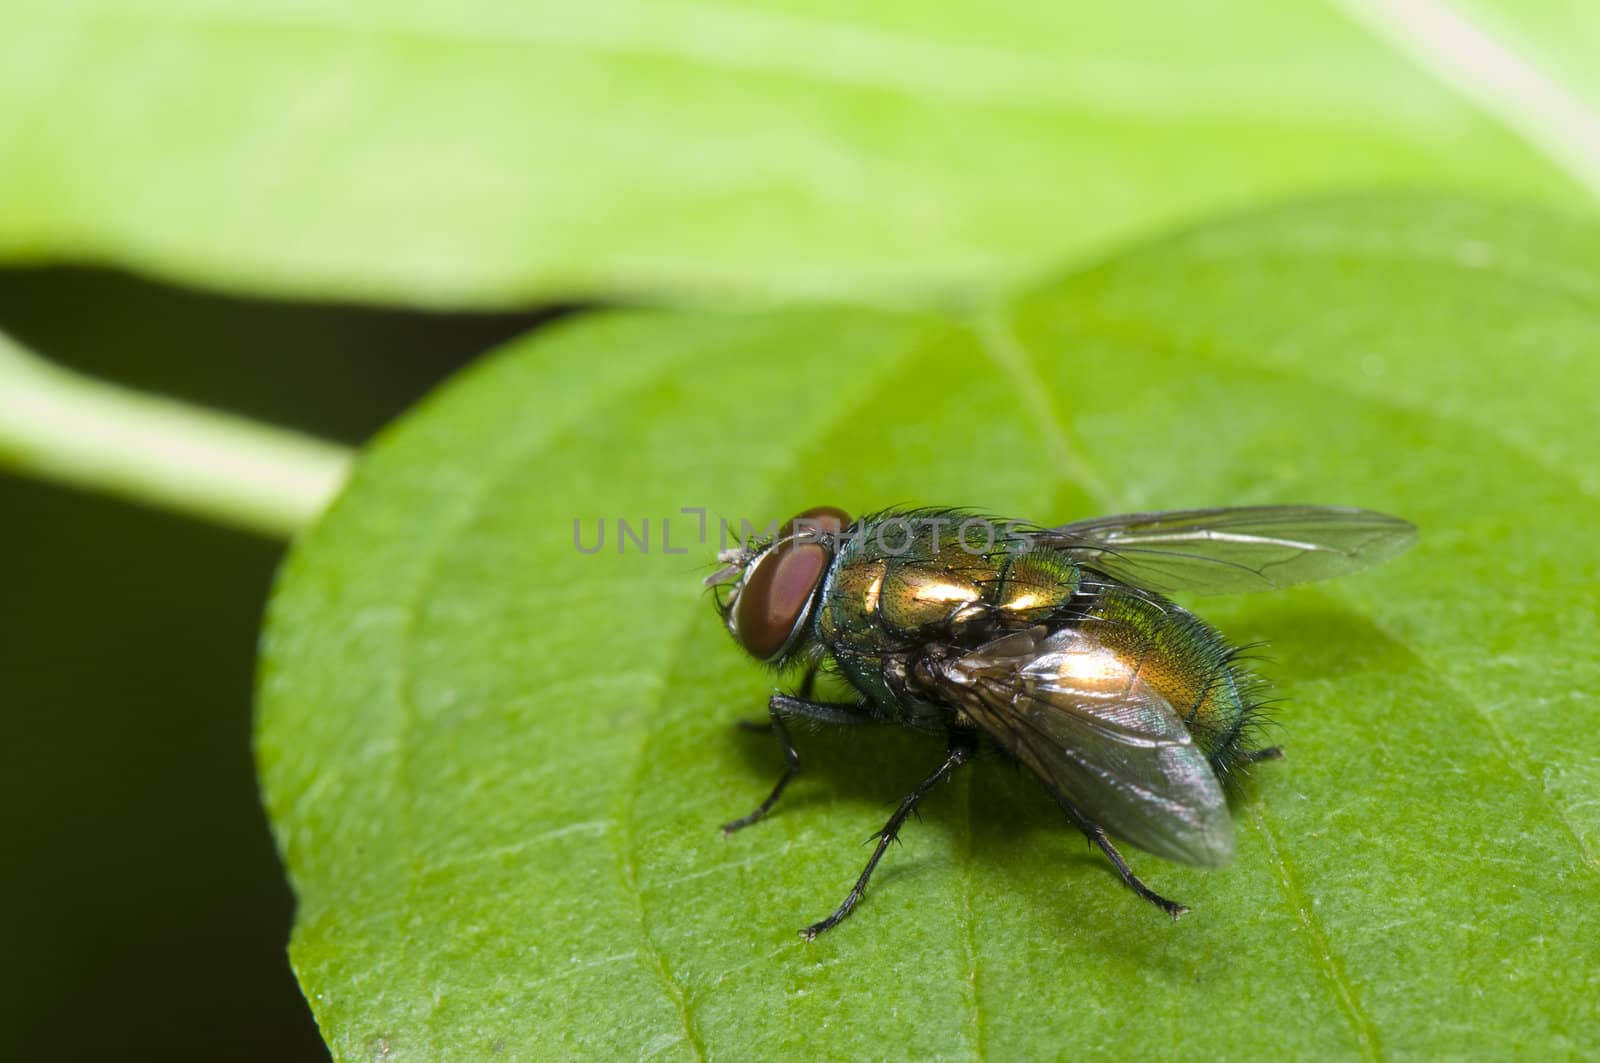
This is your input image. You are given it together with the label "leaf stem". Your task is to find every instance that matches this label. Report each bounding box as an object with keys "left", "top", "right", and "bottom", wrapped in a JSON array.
[{"left": 0, "top": 330, "right": 353, "bottom": 539}]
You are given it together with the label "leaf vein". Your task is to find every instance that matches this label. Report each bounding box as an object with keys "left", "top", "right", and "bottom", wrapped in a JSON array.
[
  {"left": 1069, "top": 308, "right": 1600, "bottom": 869},
  {"left": 46, "top": 0, "right": 1197, "bottom": 114},
  {"left": 1328, "top": 0, "right": 1600, "bottom": 198},
  {"left": 980, "top": 307, "right": 1391, "bottom": 1053},
  {"left": 614, "top": 315, "right": 948, "bottom": 1056},
  {"left": 382, "top": 320, "right": 750, "bottom": 1057},
  {"left": 1352, "top": 613, "right": 1600, "bottom": 873},
  {"left": 958, "top": 775, "right": 986, "bottom": 1063},
  {"left": 1250, "top": 804, "right": 1385, "bottom": 1061},
  {"left": 615, "top": 608, "right": 709, "bottom": 1063},
  {"left": 1080, "top": 304, "right": 1597, "bottom": 504},
  {"left": 969, "top": 311, "right": 1117, "bottom": 512}
]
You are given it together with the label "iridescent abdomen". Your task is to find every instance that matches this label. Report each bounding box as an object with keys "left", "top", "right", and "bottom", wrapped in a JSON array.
[{"left": 1071, "top": 579, "right": 1262, "bottom": 776}]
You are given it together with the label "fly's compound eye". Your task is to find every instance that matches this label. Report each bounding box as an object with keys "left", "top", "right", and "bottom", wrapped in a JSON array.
[
  {"left": 733, "top": 541, "right": 829, "bottom": 661},
  {"left": 781, "top": 505, "right": 852, "bottom": 542},
  {"left": 731, "top": 506, "right": 851, "bottom": 661}
]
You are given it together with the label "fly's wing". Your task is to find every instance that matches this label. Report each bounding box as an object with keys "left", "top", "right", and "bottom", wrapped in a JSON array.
[
  {"left": 1037, "top": 505, "right": 1416, "bottom": 595},
  {"left": 939, "top": 626, "right": 1234, "bottom": 867}
]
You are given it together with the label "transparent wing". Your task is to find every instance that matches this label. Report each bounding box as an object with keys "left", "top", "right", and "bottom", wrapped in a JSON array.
[
  {"left": 939, "top": 626, "right": 1234, "bottom": 867},
  {"left": 1037, "top": 505, "right": 1416, "bottom": 595}
]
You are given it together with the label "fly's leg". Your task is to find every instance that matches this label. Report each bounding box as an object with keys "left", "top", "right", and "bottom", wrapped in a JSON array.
[
  {"left": 722, "top": 672, "right": 876, "bottom": 834},
  {"left": 735, "top": 665, "right": 820, "bottom": 731},
  {"left": 721, "top": 709, "right": 802, "bottom": 834},
  {"left": 1240, "top": 746, "right": 1284, "bottom": 764},
  {"left": 736, "top": 696, "right": 877, "bottom": 733},
  {"left": 1055, "top": 800, "right": 1188, "bottom": 919},
  {"left": 1087, "top": 827, "right": 1188, "bottom": 919},
  {"left": 801, "top": 734, "right": 976, "bottom": 940}
]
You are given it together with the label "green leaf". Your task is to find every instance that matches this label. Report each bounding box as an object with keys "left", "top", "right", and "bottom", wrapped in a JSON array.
[
  {"left": 258, "top": 195, "right": 1600, "bottom": 1060},
  {"left": 5, "top": 2, "right": 1600, "bottom": 305}
]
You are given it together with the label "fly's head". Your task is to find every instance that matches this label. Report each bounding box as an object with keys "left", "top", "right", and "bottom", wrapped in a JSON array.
[{"left": 705, "top": 506, "right": 852, "bottom": 666}]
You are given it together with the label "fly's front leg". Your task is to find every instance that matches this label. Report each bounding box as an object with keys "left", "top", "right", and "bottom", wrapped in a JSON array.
[
  {"left": 722, "top": 670, "right": 876, "bottom": 834},
  {"left": 722, "top": 706, "right": 802, "bottom": 834},
  {"left": 801, "top": 732, "right": 976, "bottom": 939},
  {"left": 736, "top": 665, "right": 822, "bottom": 732}
]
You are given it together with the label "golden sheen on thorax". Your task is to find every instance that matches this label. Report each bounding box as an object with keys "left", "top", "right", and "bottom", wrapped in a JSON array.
[{"left": 707, "top": 503, "right": 1416, "bottom": 939}]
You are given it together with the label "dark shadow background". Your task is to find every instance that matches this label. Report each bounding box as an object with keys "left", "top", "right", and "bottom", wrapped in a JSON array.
[{"left": 0, "top": 268, "right": 554, "bottom": 1061}]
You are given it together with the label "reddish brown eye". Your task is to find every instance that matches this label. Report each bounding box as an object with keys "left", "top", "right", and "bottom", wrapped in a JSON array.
[
  {"left": 782, "top": 505, "right": 852, "bottom": 540},
  {"left": 733, "top": 541, "right": 831, "bottom": 660}
]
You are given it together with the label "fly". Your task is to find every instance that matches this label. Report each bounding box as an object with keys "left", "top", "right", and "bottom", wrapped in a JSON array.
[{"left": 706, "top": 505, "right": 1416, "bottom": 938}]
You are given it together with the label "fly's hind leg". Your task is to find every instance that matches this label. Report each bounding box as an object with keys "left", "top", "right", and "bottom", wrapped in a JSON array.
[
  {"left": 722, "top": 669, "right": 877, "bottom": 834},
  {"left": 1239, "top": 746, "right": 1284, "bottom": 764},
  {"left": 1056, "top": 801, "right": 1189, "bottom": 919},
  {"left": 1087, "top": 827, "right": 1188, "bottom": 920},
  {"left": 801, "top": 733, "right": 976, "bottom": 939}
]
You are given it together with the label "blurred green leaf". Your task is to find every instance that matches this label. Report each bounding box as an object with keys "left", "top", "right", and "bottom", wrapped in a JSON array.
[
  {"left": 259, "top": 195, "right": 1600, "bottom": 1060},
  {"left": 4, "top": 2, "right": 1600, "bottom": 306}
]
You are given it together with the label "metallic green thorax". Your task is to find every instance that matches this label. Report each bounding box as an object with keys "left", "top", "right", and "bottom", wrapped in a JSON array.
[
  {"left": 812, "top": 511, "right": 1261, "bottom": 775},
  {"left": 817, "top": 514, "right": 1076, "bottom": 651}
]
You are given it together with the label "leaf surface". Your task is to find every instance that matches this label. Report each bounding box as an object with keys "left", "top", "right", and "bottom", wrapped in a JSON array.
[
  {"left": 259, "top": 196, "right": 1600, "bottom": 1060},
  {"left": 5, "top": 2, "right": 1600, "bottom": 304}
]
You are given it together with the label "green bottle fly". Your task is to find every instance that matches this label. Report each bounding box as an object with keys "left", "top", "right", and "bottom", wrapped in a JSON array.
[{"left": 707, "top": 505, "right": 1415, "bottom": 938}]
